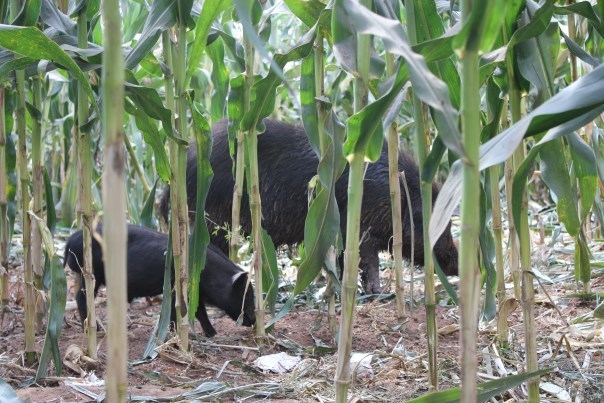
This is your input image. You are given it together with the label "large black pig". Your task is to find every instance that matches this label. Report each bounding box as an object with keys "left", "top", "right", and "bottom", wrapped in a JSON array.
[
  {"left": 160, "top": 119, "right": 458, "bottom": 294},
  {"left": 63, "top": 223, "right": 255, "bottom": 337}
]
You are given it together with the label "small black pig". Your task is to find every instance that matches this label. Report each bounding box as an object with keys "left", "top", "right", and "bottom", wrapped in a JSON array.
[
  {"left": 63, "top": 223, "right": 255, "bottom": 337},
  {"left": 160, "top": 119, "right": 459, "bottom": 294}
]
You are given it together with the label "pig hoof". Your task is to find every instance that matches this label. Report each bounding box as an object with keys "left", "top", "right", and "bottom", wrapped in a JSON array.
[{"left": 363, "top": 282, "right": 383, "bottom": 295}]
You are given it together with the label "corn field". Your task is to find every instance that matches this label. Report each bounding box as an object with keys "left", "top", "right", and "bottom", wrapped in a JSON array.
[{"left": 0, "top": 0, "right": 603, "bottom": 401}]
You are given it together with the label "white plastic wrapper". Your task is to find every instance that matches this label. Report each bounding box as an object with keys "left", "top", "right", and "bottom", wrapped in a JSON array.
[
  {"left": 254, "top": 352, "right": 302, "bottom": 374},
  {"left": 350, "top": 352, "right": 374, "bottom": 379}
]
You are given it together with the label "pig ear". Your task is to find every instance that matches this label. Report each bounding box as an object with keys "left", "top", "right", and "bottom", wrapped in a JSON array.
[{"left": 231, "top": 271, "right": 248, "bottom": 286}]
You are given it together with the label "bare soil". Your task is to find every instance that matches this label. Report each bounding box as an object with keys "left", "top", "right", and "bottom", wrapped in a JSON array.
[{"left": 1, "top": 232, "right": 603, "bottom": 402}]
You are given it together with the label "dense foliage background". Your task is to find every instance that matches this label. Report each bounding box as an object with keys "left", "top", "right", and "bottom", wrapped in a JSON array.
[{"left": 0, "top": 0, "right": 603, "bottom": 401}]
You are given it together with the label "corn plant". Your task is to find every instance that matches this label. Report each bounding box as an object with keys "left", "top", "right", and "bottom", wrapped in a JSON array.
[
  {"left": 101, "top": 0, "right": 128, "bottom": 398},
  {"left": 0, "top": 87, "right": 11, "bottom": 308},
  {"left": 0, "top": 0, "right": 603, "bottom": 400},
  {"left": 75, "top": 0, "right": 97, "bottom": 359},
  {"left": 430, "top": 1, "right": 604, "bottom": 399}
]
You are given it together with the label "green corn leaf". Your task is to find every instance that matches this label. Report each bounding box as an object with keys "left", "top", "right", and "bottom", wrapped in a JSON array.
[
  {"left": 300, "top": 53, "right": 319, "bottom": 156},
  {"left": 574, "top": 233, "right": 591, "bottom": 285},
  {"left": 261, "top": 229, "right": 279, "bottom": 316},
  {"left": 188, "top": 100, "right": 213, "bottom": 325},
  {"left": 334, "top": 0, "right": 463, "bottom": 160},
  {"left": 480, "top": 180, "right": 497, "bottom": 322},
  {"left": 217, "top": 29, "right": 246, "bottom": 73},
  {"left": 35, "top": 255, "right": 66, "bottom": 379},
  {"left": 140, "top": 179, "right": 157, "bottom": 229},
  {"left": 421, "top": 136, "right": 446, "bottom": 183},
  {"left": 176, "top": 0, "right": 194, "bottom": 28},
  {"left": 4, "top": 115, "right": 17, "bottom": 240},
  {"left": 69, "top": 0, "right": 100, "bottom": 20},
  {"left": 233, "top": 0, "right": 288, "bottom": 86},
  {"left": 60, "top": 152, "right": 78, "bottom": 226},
  {"left": 125, "top": 100, "right": 171, "bottom": 182},
  {"left": 206, "top": 37, "right": 229, "bottom": 120},
  {"left": 511, "top": 132, "right": 585, "bottom": 238},
  {"left": 123, "top": 4, "right": 149, "bottom": 44},
  {"left": 186, "top": 0, "right": 229, "bottom": 85},
  {"left": 567, "top": 133, "right": 598, "bottom": 223},
  {"left": 226, "top": 73, "right": 245, "bottom": 155},
  {"left": 0, "top": 57, "right": 37, "bottom": 83},
  {"left": 28, "top": 212, "right": 54, "bottom": 258},
  {"left": 408, "top": 368, "right": 553, "bottom": 402},
  {"left": 284, "top": 0, "right": 325, "bottom": 28},
  {"left": 592, "top": 127, "right": 604, "bottom": 183},
  {"left": 411, "top": 23, "right": 461, "bottom": 64},
  {"left": 143, "top": 230, "right": 173, "bottom": 359},
  {"left": 482, "top": 77, "right": 505, "bottom": 142},
  {"left": 516, "top": 20, "right": 559, "bottom": 96},
  {"left": 409, "top": 0, "right": 461, "bottom": 183},
  {"left": 0, "top": 25, "right": 97, "bottom": 112},
  {"left": 345, "top": 62, "right": 409, "bottom": 161},
  {"left": 560, "top": 29, "right": 600, "bottom": 67},
  {"left": 227, "top": 75, "right": 245, "bottom": 126},
  {"left": 295, "top": 111, "right": 346, "bottom": 295},
  {"left": 507, "top": 0, "right": 556, "bottom": 49},
  {"left": 266, "top": 293, "right": 295, "bottom": 329},
  {"left": 42, "top": 166, "right": 56, "bottom": 235},
  {"left": 12, "top": 0, "right": 41, "bottom": 27},
  {"left": 124, "top": 0, "right": 177, "bottom": 70},
  {"left": 40, "top": 0, "right": 76, "bottom": 36},
  {"left": 453, "top": 0, "right": 507, "bottom": 52},
  {"left": 0, "top": 379, "right": 20, "bottom": 403},
  {"left": 240, "top": 28, "right": 316, "bottom": 131},
  {"left": 554, "top": 1, "right": 604, "bottom": 38},
  {"left": 430, "top": 63, "right": 604, "bottom": 248},
  {"left": 124, "top": 73, "right": 176, "bottom": 139},
  {"left": 0, "top": 1, "right": 7, "bottom": 25},
  {"left": 540, "top": 139, "right": 580, "bottom": 236}
]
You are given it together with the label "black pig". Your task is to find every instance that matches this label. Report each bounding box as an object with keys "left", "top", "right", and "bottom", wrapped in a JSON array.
[
  {"left": 160, "top": 119, "right": 458, "bottom": 294},
  {"left": 63, "top": 223, "right": 255, "bottom": 337}
]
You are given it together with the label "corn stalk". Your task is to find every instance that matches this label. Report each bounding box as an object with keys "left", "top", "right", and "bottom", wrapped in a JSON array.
[
  {"left": 230, "top": 128, "right": 245, "bottom": 263},
  {"left": 493, "top": 100, "right": 507, "bottom": 348},
  {"left": 76, "top": 2, "right": 97, "bottom": 360},
  {"left": 405, "top": 0, "right": 440, "bottom": 388},
  {"left": 101, "top": 0, "right": 128, "bottom": 398},
  {"left": 458, "top": 0, "right": 482, "bottom": 400},
  {"left": 241, "top": 29, "right": 265, "bottom": 339},
  {"left": 162, "top": 27, "right": 189, "bottom": 350},
  {"left": 0, "top": 88, "right": 8, "bottom": 307},
  {"left": 503, "top": 11, "right": 538, "bottom": 399},
  {"left": 334, "top": 0, "right": 371, "bottom": 399},
  {"left": 30, "top": 75, "right": 45, "bottom": 331},
  {"left": 9, "top": 0, "right": 35, "bottom": 364},
  {"left": 174, "top": 19, "right": 191, "bottom": 348},
  {"left": 13, "top": 46, "right": 35, "bottom": 368},
  {"left": 312, "top": 31, "right": 338, "bottom": 337},
  {"left": 515, "top": 138, "right": 539, "bottom": 400},
  {"left": 502, "top": 26, "right": 522, "bottom": 301},
  {"left": 384, "top": 52, "right": 405, "bottom": 324}
]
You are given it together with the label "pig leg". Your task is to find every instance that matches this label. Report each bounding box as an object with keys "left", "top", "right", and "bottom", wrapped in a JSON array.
[
  {"left": 337, "top": 242, "right": 382, "bottom": 294},
  {"left": 74, "top": 273, "right": 88, "bottom": 327},
  {"left": 195, "top": 301, "right": 217, "bottom": 337},
  {"left": 74, "top": 273, "right": 101, "bottom": 330},
  {"left": 360, "top": 242, "right": 382, "bottom": 294}
]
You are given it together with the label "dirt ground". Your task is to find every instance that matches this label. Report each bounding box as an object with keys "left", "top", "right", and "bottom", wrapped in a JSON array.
[{"left": 1, "top": 229, "right": 603, "bottom": 402}]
